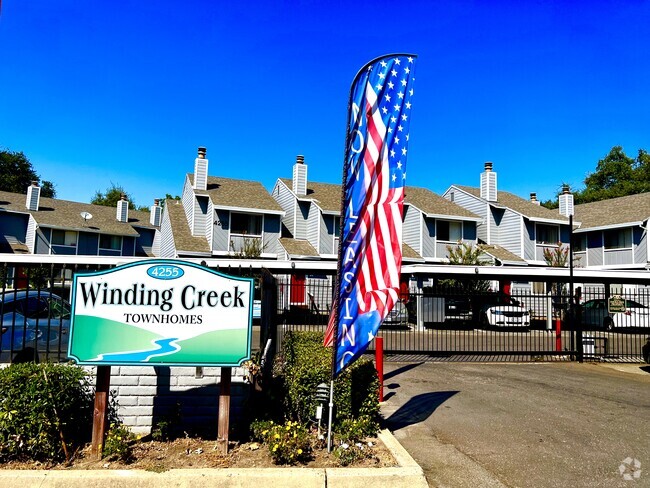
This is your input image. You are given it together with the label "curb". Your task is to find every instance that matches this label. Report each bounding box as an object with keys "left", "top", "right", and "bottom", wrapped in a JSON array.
[{"left": 0, "top": 430, "right": 428, "bottom": 488}]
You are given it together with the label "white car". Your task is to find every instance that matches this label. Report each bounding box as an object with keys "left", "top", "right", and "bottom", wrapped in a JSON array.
[
  {"left": 480, "top": 298, "right": 530, "bottom": 328},
  {"left": 383, "top": 300, "right": 409, "bottom": 326}
]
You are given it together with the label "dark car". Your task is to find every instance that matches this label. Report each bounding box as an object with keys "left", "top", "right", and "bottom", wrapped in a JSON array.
[
  {"left": 1, "top": 290, "right": 71, "bottom": 361},
  {"left": 582, "top": 298, "right": 650, "bottom": 330}
]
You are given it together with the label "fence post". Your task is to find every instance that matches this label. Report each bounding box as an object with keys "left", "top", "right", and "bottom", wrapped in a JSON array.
[{"left": 375, "top": 337, "right": 384, "bottom": 402}]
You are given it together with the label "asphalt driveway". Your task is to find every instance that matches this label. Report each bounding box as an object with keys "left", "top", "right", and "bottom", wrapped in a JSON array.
[{"left": 381, "top": 361, "right": 650, "bottom": 488}]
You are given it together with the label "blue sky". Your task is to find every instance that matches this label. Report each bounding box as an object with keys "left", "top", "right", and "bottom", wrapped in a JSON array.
[{"left": 1, "top": 1, "right": 648, "bottom": 209}]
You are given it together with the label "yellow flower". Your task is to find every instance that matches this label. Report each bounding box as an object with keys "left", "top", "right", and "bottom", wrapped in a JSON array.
[
  {"left": 286, "top": 425, "right": 291, "bottom": 431},
  {"left": 297, "top": 449, "right": 303, "bottom": 455},
  {"left": 262, "top": 430, "right": 268, "bottom": 435},
  {"left": 274, "top": 433, "right": 280, "bottom": 439},
  {"left": 273, "top": 445, "right": 278, "bottom": 452}
]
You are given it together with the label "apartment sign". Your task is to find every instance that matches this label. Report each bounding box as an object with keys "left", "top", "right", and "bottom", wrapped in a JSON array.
[
  {"left": 608, "top": 295, "right": 626, "bottom": 314},
  {"left": 68, "top": 260, "right": 253, "bottom": 366}
]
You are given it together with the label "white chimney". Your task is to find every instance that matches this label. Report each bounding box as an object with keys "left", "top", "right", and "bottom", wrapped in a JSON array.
[
  {"left": 116, "top": 194, "right": 129, "bottom": 222},
  {"left": 193, "top": 146, "right": 208, "bottom": 191},
  {"left": 480, "top": 161, "right": 497, "bottom": 202},
  {"left": 530, "top": 192, "right": 540, "bottom": 205},
  {"left": 26, "top": 181, "right": 41, "bottom": 211},
  {"left": 292, "top": 155, "right": 307, "bottom": 196},
  {"left": 150, "top": 199, "right": 162, "bottom": 226},
  {"left": 559, "top": 184, "right": 574, "bottom": 217}
]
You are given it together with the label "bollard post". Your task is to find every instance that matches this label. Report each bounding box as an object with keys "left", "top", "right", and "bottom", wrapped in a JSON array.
[{"left": 375, "top": 337, "right": 384, "bottom": 402}]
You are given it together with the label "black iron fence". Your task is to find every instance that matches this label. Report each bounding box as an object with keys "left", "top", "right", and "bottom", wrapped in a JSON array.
[
  {"left": 277, "top": 279, "right": 650, "bottom": 363},
  {"left": 2, "top": 260, "right": 649, "bottom": 364}
]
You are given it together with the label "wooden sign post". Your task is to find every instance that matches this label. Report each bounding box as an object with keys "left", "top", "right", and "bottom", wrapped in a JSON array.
[
  {"left": 91, "top": 365, "right": 111, "bottom": 460},
  {"left": 217, "top": 366, "right": 232, "bottom": 454}
]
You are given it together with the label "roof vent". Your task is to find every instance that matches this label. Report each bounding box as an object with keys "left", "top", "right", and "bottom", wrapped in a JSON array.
[
  {"left": 293, "top": 155, "right": 308, "bottom": 196},
  {"left": 116, "top": 193, "right": 129, "bottom": 222},
  {"left": 193, "top": 146, "right": 208, "bottom": 191},
  {"left": 26, "top": 181, "right": 40, "bottom": 211},
  {"left": 150, "top": 199, "right": 162, "bottom": 226},
  {"left": 480, "top": 162, "right": 497, "bottom": 202},
  {"left": 530, "top": 192, "right": 540, "bottom": 205}
]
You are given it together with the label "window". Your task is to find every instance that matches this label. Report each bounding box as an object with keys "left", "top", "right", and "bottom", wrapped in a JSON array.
[
  {"left": 537, "top": 224, "right": 559, "bottom": 245},
  {"left": 230, "top": 213, "right": 262, "bottom": 236},
  {"left": 437, "top": 220, "right": 462, "bottom": 242},
  {"left": 51, "top": 230, "right": 77, "bottom": 246},
  {"left": 574, "top": 234, "right": 587, "bottom": 252},
  {"left": 604, "top": 229, "right": 632, "bottom": 249},
  {"left": 333, "top": 216, "right": 341, "bottom": 238},
  {"left": 99, "top": 234, "right": 122, "bottom": 250}
]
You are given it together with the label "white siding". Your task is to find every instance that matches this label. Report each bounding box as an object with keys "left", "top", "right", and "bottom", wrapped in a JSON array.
[
  {"left": 320, "top": 215, "right": 332, "bottom": 255},
  {"left": 152, "top": 230, "right": 161, "bottom": 257},
  {"left": 497, "top": 210, "right": 521, "bottom": 257},
  {"left": 403, "top": 205, "right": 421, "bottom": 254},
  {"left": 449, "top": 190, "right": 488, "bottom": 243},
  {"left": 159, "top": 206, "right": 177, "bottom": 258},
  {"left": 25, "top": 216, "right": 37, "bottom": 253},
  {"left": 422, "top": 218, "right": 436, "bottom": 258},
  {"left": 524, "top": 221, "right": 536, "bottom": 260},
  {"left": 205, "top": 199, "right": 214, "bottom": 247},
  {"left": 182, "top": 176, "right": 195, "bottom": 234},
  {"left": 194, "top": 196, "right": 209, "bottom": 238},
  {"left": 295, "top": 201, "right": 309, "bottom": 240},
  {"left": 307, "top": 204, "right": 320, "bottom": 252},
  {"left": 587, "top": 232, "right": 604, "bottom": 266},
  {"left": 263, "top": 215, "right": 282, "bottom": 256},
  {"left": 272, "top": 181, "right": 296, "bottom": 237},
  {"left": 634, "top": 227, "right": 646, "bottom": 265},
  {"left": 212, "top": 210, "right": 230, "bottom": 252}
]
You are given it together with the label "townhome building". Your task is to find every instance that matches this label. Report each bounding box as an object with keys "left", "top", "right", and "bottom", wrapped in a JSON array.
[
  {"left": 0, "top": 184, "right": 159, "bottom": 257},
  {"left": 444, "top": 162, "right": 573, "bottom": 265},
  {"left": 573, "top": 192, "right": 650, "bottom": 270},
  {"left": 157, "top": 147, "right": 285, "bottom": 259}
]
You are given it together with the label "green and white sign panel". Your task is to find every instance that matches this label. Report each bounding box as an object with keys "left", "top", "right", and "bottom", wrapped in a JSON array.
[{"left": 68, "top": 260, "right": 253, "bottom": 366}]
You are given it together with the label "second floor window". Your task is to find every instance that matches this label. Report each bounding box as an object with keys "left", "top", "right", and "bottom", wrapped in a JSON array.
[
  {"left": 574, "top": 234, "right": 587, "bottom": 252},
  {"left": 230, "top": 213, "right": 262, "bottom": 236},
  {"left": 99, "top": 235, "right": 122, "bottom": 251},
  {"left": 437, "top": 220, "right": 462, "bottom": 242},
  {"left": 51, "top": 230, "right": 77, "bottom": 247},
  {"left": 604, "top": 228, "right": 632, "bottom": 249},
  {"left": 537, "top": 224, "right": 559, "bottom": 245}
]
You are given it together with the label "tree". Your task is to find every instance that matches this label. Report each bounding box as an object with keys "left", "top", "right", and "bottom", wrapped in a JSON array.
[
  {"left": 91, "top": 183, "right": 137, "bottom": 210},
  {"left": 440, "top": 242, "right": 490, "bottom": 293},
  {"left": 541, "top": 146, "right": 649, "bottom": 208},
  {"left": 0, "top": 150, "right": 56, "bottom": 198}
]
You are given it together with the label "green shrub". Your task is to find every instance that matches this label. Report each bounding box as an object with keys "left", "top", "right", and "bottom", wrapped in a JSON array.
[
  {"left": 103, "top": 422, "right": 136, "bottom": 461},
  {"left": 254, "top": 420, "right": 311, "bottom": 465},
  {"left": 0, "top": 362, "right": 94, "bottom": 462},
  {"left": 278, "top": 331, "right": 380, "bottom": 429}
]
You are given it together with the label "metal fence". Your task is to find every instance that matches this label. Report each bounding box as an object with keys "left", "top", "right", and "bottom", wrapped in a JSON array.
[
  {"left": 2, "top": 259, "right": 649, "bottom": 364},
  {"left": 277, "top": 279, "right": 650, "bottom": 363}
]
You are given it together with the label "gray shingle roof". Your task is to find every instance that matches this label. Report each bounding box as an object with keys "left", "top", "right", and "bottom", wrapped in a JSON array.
[
  {"left": 191, "top": 175, "right": 283, "bottom": 213},
  {"left": 405, "top": 186, "right": 480, "bottom": 219},
  {"left": 574, "top": 192, "right": 650, "bottom": 229},
  {"left": 0, "top": 190, "right": 151, "bottom": 236},
  {"left": 455, "top": 186, "right": 568, "bottom": 222},
  {"left": 278, "top": 238, "right": 320, "bottom": 258},
  {"left": 479, "top": 244, "right": 527, "bottom": 264},
  {"left": 164, "top": 199, "right": 211, "bottom": 254},
  {"left": 402, "top": 243, "right": 423, "bottom": 261},
  {"left": 280, "top": 178, "right": 341, "bottom": 213}
]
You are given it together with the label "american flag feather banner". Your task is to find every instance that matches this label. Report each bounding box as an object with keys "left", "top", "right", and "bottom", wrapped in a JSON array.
[{"left": 326, "top": 54, "right": 417, "bottom": 376}]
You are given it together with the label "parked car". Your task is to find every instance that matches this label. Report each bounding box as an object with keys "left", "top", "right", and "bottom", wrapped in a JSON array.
[
  {"left": 444, "top": 297, "right": 473, "bottom": 323},
  {"left": 479, "top": 297, "right": 531, "bottom": 328},
  {"left": 1, "top": 290, "right": 71, "bottom": 359},
  {"left": 581, "top": 298, "right": 650, "bottom": 330}
]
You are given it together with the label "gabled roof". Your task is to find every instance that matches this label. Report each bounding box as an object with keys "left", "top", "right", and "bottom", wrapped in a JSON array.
[
  {"left": 405, "top": 186, "right": 481, "bottom": 220},
  {"left": 279, "top": 178, "right": 341, "bottom": 213},
  {"left": 453, "top": 186, "right": 569, "bottom": 223},
  {"left": 0, "top": 190, "right": 149, "bottom": 236},
  {"left": 402, "top": 243, "right": 424, "bottom": 262},
  {"left": 479, "top": 244, "right": 527, "bottom": 265},
  {"left": 164, "top": 199, "right": 211, "bottom": 255},
  {"left": 278, "top": 238, "right": 320, "bottom": 259},
  {"left": 574, "top": 192, "right": 650, "bottom": 230},
  {"left": 190, "top": 174, "right": 283, "bottom": 214}
]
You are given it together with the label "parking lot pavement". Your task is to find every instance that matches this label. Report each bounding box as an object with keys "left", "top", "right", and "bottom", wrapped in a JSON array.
[{"left": 381, "top": 362, "right": 650, "bottom": 488}]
